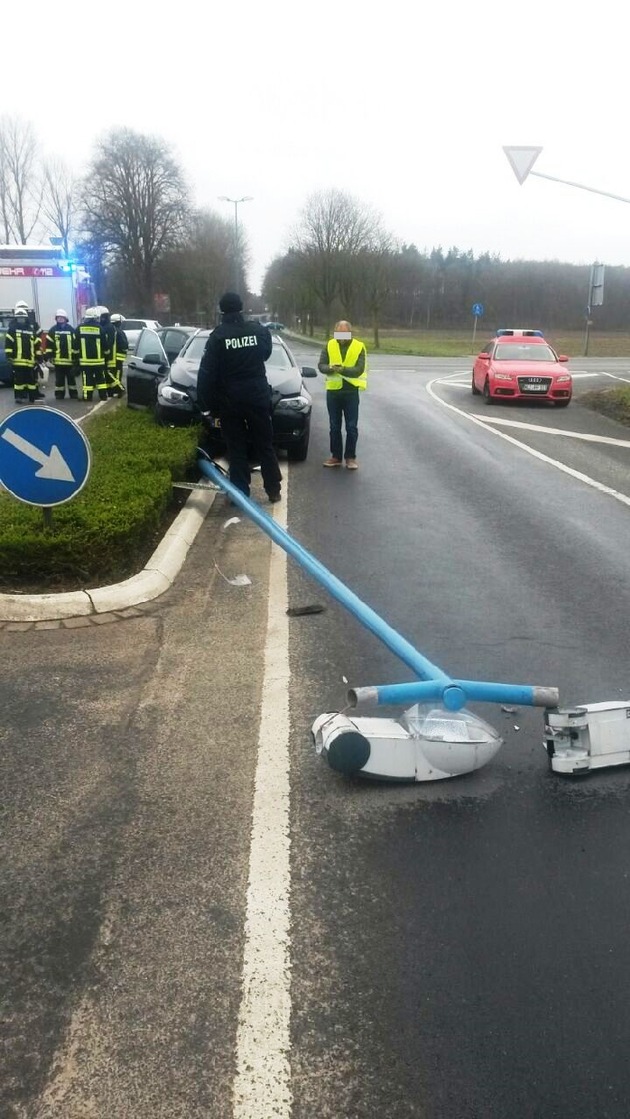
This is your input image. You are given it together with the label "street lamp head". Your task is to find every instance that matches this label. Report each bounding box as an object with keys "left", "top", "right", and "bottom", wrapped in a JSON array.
[{"left": 218, "top": 195, "right": 254, "bottom": 204}]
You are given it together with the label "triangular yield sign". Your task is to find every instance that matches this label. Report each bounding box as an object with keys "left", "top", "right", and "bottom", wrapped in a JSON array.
[{"left": 503, "top": 146, "right": 543, "bottom": 185}]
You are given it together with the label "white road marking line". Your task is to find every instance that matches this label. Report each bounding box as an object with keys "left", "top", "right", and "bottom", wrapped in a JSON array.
[
  {"left": 600, "top": 371, "right": 630, "bottom": 384},
  {"left": 426, "top": 379, "right": 630, "bottom": 509},
  {"left": 232, "top": 479, "right": 292, "bottom": 1119},
  {"left": 469, "top": 415, "right": 630, "bottom": 448}
]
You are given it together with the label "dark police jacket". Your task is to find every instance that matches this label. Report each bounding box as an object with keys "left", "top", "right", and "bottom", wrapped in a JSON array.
[{"left": 197, "top": 313, "right": 273, "bottom": 414}]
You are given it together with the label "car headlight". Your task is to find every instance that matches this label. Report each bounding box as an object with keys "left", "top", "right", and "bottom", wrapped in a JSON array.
[
  {"left": 159, "top": 385, "right": 189, "bottom": 403},
  {"left": 556, "top": 375, "right": 571, "bottom": 383},
  {"left": 275, "top": 395, "right": 311, "bottom": 412},
  {"left": 493, "top": 372, "right": 515, "bottom": 381}
]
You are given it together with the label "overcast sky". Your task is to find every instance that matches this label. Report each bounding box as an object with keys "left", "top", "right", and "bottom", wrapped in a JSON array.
[{"left": 5, "top": 0, "right": 628, "bottom": 295}]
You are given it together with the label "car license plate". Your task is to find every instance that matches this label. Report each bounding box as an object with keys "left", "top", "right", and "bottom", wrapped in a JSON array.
[{"left": 523, "top": 383, "right": 547, "bottom": 391}]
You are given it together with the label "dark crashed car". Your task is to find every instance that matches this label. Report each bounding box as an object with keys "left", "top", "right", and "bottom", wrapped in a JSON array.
[{"left": 126, "top": 327, "right": 317, "bottom": 461}]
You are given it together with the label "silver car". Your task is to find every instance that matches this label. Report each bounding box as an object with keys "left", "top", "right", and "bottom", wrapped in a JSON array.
[{"left": 120, "top": 318, "right": 162, "bottom": 353}]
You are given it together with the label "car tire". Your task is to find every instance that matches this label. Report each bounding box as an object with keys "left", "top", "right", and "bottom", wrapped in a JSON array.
[
  {"left": 483, "top": 378, "right": 495, "bottom": 405},
  {"left": 287, "top": 429, "right": 310, "bottom": 462},
  {"left": 472, "top": 373, "right": 481, "bottom": 395}
]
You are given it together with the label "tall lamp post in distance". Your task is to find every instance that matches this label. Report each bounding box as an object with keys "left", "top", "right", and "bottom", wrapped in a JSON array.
[{"left": 219, "top": 195, "right": 253, "bottom": 293}]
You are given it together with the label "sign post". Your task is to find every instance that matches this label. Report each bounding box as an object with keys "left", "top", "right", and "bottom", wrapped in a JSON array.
[
  {"left": 0, "top": 407, "right": 91, "bottom": 526},
  {"left": 471, "top": 302, "right": 484, "bottom": 351},
  {"left": 583, "top": 263, "right": 605, "bottom": 356}
]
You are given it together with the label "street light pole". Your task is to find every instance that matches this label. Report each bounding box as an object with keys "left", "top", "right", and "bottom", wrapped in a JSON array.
[
  {"left": 503, "top": 148, "right": 621, "bottom": 356},
  {"left": 502, "top": 147, "right": 630, "bottom": 203},
  {"left": 218, "top": 195, "right": 253, "bottom": 292}
]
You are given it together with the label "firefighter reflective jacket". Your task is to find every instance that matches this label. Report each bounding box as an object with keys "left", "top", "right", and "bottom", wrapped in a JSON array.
[
  {"left": 46, "top": 324, "right": 77, "bottom": 366},
  {"left": 324, "top": 338, "right": 367, "bottom": 390},
  {"left": 5, "top": 323, "right": 41, "bottom": 367},
  {"left": 75, "top": 324, "right": 109, "bottom": 366},
  {"left": 111, "top": 327, "right": 129, "bottom": 367}
]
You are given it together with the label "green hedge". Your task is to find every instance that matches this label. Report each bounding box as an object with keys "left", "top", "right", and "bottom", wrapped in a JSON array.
[{"left": 0, "top": 407, "right": 201, "bottom": 589}]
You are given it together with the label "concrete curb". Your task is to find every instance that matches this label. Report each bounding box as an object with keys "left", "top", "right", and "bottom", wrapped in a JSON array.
[{"left": 0, "top": 487, "right": 217, "bottom": 623}]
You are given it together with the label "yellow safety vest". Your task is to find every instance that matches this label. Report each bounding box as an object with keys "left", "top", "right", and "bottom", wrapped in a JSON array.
[{"left": 325, "top": 338, "right": 367, "bottom": 391}]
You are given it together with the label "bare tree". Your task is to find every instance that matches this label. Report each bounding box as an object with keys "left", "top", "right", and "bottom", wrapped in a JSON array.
[
  {"left": 291, "top": 189, "right": 380, "bottom": 336},
  {"left": 0, "top": 115, "right": 43, "bottom": 242},
  {"left": 81, "top": 128, "right": 190, "bottom": 312},
  {"left": 41, "top": 158, "right": 77, "bottom": 255},
  {"left": 155, "top": 209, "right": 235, "bottom": 324},
  {"left": 361, "top": 233, "right": 397, "bottom": 348}
]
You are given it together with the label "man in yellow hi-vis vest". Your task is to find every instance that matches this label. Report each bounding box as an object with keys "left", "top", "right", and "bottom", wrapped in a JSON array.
[{"left": 317, "top": 320, "right": 367, "bottom": 469}]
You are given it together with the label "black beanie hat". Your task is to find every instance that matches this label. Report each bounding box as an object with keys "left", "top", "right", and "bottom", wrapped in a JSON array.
[{"left": 219, "top": 292, "right": 243, "bottom": 313}]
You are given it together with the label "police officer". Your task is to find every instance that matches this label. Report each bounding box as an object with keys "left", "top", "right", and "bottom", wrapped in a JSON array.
[
  {"left": 108, "top": 313, "right": 128, "bottom": 397},
  {"left": 5, "top": 305, "right": 43, "bottom": 403},
  {"left": 197, "top": 292, "right": 282, "bottom": 502},
  {"left": 45, "top": 309, "right": 78, "bottom": 400},
  {"left": 74, "top": 307, "right": 109, "bottom": 402},
  {"left": 318, "top": 319, "right": 367, "bottom": 469}
]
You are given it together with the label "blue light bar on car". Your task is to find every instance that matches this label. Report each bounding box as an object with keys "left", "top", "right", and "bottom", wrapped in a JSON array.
[{"left": 496, "top": 328, "right": 544, "bottom": 337}]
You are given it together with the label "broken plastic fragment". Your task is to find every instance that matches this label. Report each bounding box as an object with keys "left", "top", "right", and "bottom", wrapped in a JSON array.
[{"left": 214, "top": 562, "right": 252, "bottom": 586}]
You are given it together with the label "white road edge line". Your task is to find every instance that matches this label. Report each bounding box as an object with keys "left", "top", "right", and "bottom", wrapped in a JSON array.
[
  {"left": 427, "top": 375, "right": 630, "bottom": 510},
  {"left": 468, "top": 414, "right": 630, "bottom": 449},
  {"left": 232, "top": 472, "right": 292, "bottom": 1119}
]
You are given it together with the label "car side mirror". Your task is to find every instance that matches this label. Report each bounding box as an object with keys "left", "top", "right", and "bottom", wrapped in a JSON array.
[
  {"left": 478, "top": 352, "right": 490, "bottom": 359},
  {"left": 558, "top": 354, "right": 569, "bottom": 362},
  {"left": 301, "top": 366, "right": 317, "bottom": 378}
]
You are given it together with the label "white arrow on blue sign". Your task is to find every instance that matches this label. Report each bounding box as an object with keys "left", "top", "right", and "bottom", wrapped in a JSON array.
[
  {"left": 472, "top": 303, "right": 484, "bottom": 317},
  {"left": 0, "top": 407, "right": 91, "bottom": 507}
]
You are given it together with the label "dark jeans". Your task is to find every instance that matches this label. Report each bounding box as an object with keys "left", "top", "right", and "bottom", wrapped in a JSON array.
[
  {"left": 220, "top": 398, "right": 282, "bottom": 498},
  {"left": 326, "top": 389, "right": 359, "bottom": 460}
]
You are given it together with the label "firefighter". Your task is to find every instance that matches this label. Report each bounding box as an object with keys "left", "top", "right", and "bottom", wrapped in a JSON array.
[
  {"left": 5, "top": 305, "right": 43, "bottom": 403},
  {"left": 45, "top": 309, "right": 79, "bottom": 400},
  {"left": 109, "top": 313, "right": 128, "bottom": 397},
  {"left": 74, "top": 307, "right": 109, "bottom": 402}
]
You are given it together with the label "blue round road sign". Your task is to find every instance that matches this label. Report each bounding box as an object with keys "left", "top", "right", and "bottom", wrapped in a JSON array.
[
  {"left": 472, "top": 302, "right": 484, "bottom": 317},
  {"left": 0, "top": 407, "right": 91, "bottom": 507}
]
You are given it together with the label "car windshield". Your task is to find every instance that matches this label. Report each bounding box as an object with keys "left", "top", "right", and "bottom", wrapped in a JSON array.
[
  {"left": 267, "top": 344, "right": 293, "bottom": 370},
  {"left": 494, "top": 343, "right": 556, "bottom": 361},
  {"left": 181, "top": 336, "right": 294, "bottom": 369},
  {"left": 182, "top": 334, "right": 208, "bottom": 361},
  {"left": 121, "top": 320, "right": 146, "bottom": 331}
]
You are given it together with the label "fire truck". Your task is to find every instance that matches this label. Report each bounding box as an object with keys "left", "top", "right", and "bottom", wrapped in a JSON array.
[{"left": 0, "top": 244, "right": 95, "bottom": 330}]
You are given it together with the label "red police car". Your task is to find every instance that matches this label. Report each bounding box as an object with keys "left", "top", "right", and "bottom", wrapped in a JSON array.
[{"left": 472, "top": 329, "right": 572, "bottom": 406}]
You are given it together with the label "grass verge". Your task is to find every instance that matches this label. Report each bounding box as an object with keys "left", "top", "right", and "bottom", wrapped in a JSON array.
[
  {"left": 290, "top": 329, "right": 630, "bottom": 359},
  {"left": 579, "top": 385, "right": 630, "bottom": 426},
  {"left": 0, "top": 406, "right": 201, "bottom": 592}
]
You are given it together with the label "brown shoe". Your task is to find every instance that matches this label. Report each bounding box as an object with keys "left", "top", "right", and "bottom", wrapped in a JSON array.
[
  {"left": 323, "top": 457, "right": 342, "bottom": 467},
  {"left": 345, "top": 459, "right": 359, "bottom": 470}
]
